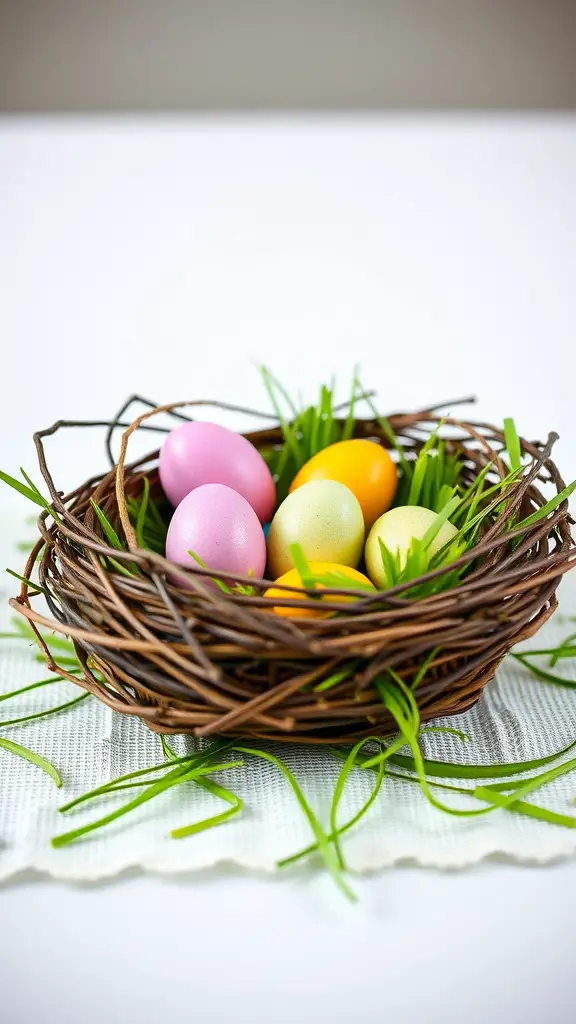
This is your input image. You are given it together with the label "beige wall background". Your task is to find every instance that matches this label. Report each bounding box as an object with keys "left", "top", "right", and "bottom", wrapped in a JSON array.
[{"left": 1, "top": 0, "right": 575, "bottom": 111}]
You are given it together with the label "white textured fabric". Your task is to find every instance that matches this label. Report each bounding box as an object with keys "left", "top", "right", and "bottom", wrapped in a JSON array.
[{"left": 1, "top": 515, "right": 576, "bottom": 882}]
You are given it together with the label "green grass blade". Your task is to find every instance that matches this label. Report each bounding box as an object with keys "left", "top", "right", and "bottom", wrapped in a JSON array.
[
  {"left": 411, "top": 646, "right": 440, "bottom": 690},
  {"left": 383, "top": 766, "right": 576, "bottom": 829},
  {"left": 474, "top": 756, "right": 576, "bottom": 808},
  {"left": 287, "top": 543, "right": 318, "bottom": 592},
  {"left": 482, "top": 796, "right": 576, "bottom": 828},
  {"left": 235, "top": 744, "right": 356, "bottom": 901},
  {"left": 388, "top": 738, "right": 576, "bottom": 779},
  {"left": 171, "top": 776, "right": 243, "bottom": 838},
  {"left": 59, "top": 741, "right": 237, "bottom": 813},
  {"left": 0, "top": 470, "right": 45, "bottom": 506},
  {"left": 378, "top": 537, "right": 401, "bottom": 587},
  {"left": 421, "top": 454, "right": 435, "bottom": 511},
  {"left": 19, "top": 468, "right": 45, "bottom": 497},
  {"left": 161, "top": 735, "right": 178, "bottom": 760},
  {"left": 0, "top": 736, "right": 62, "bottom": 787},
  {"left": 519, "top": 647, "right": 576, "bottom": 660},
  {"left": 407, "top": 455, "right": 428, "bottom": 506},
  {"left": 135, "top": 477, "right": 151, "bottom": 549},
  {"left": 376, "top": 685, "right": 492, "bottom": 818},
  {"left": 0, "top": 676, "right": 64, "bottom": 704},
  {"left": 314, "top": 660, "right": 361, "bottom": 693},
  {"left": 511, "top": 653, "right": 576, "bottom": 690},
  {"left": 299, "top": 405, "right": 315, "bottom": 461},
  {"left": 308, "top": 403, "right": 322, "bottom": 458},
  {"left": 503, "top": 417, "right": 522, "bottom": 472},
  {"left": 15, "top": 541, "right": 42, "bottom": 555},
  {"left": 421, "top": 495, "right": 461, "bottom": 549},
  {"left": 452, "top": 462, "right": 492, "bottom": 525},
  {"left": 359, "top": 387, "right": 408, "bottom": 470},
  {"left": 260, "top": 367, "right": 302, "bottom": 465},
  {"left": 550, "top": 632, "right": 576, "bottom": 666},
  {"left": 187, "top": 550, "right": 233, "bottom": 593},
  {"left": 320, "top": 384, "right": 335, "bottom": 449},
  {"left": 278, "top": 746, "right": 387, "bottom": 869},
  {"left": 342, "top": 370, "right": 359, "bottom": 441},
  {"left": 7, "top": 618, "right": 77, "bottom": 653},
  {"left": 100, "top": 555, "right": 137, "bottom": 579},
  {"left": 260, "top": 365, "right": 299, "bottom": 418},
  {"left": 419, "top": 725, "right": 470, "bottom": 744},
  {"left": 90, "top": 500, "right": 126, "bottom": 550},
  {"left": 436, "top": 483, "right": 457, "bottom": 515},
  {"left": 311, "top": 569, "right": 375, "bottom": 592},
  {"left": 329, "top": 739, "right": 371, "bottom": 869},
  {"left": 35, "top": 654, "right": 81, "bottom": 667},
  {"left": 513, "top": 479, "right": 576, "bottom": 531},
  {"left": 6, "top": 568, "right": 49, "bottom": 596},
  {"left": 52, "top": 762, "right": 213, "bottom": 847},
  {"left": 0, "top": 691, "right": 90, "bottom": 728},
  {"left": 148, "top": 498, "right": 169, "bottom": 535},
  {"left": 333, "top": 750, "right": 576, "bottom": 832},
  {"left": 0, "top": 469, "right": 54, "bottom": 513}
]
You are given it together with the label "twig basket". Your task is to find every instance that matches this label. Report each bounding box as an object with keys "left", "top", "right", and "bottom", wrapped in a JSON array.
[{"left": 10, "top": 396, "right": 576, "bottom": 744}]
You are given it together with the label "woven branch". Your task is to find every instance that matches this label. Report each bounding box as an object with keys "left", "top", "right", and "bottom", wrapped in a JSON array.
[{"left": 9, "top": 396, "right": 576, "bottom": 744}]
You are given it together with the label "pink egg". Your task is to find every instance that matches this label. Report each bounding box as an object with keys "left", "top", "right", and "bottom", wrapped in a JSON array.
[
  {"left": 165, "top": 483, "right": 267, "bottom": 582},
  {"left": 159, "top": 420, "right": 276, "bottom": 523}
]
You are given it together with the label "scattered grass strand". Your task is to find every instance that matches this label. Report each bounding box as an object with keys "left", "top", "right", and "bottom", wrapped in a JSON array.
[{"left": 0, "top": 736, "right": 62, "bottom": 787}]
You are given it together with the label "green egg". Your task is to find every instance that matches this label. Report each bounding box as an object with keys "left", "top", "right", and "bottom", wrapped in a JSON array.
[
  {"left": 267, "top": 480, "right": 365, "bottom": 579},
  {"left": 365, "top": 505, "right": 458, "bottom": 588}
]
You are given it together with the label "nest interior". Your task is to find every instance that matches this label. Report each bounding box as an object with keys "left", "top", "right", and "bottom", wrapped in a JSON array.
[{"left": 10, "top": 396, "right": 576, "bottom": 744}]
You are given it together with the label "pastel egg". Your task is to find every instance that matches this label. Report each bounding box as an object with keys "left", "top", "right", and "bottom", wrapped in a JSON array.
[
  {"left": 264, "top": 562, "right": 375, "bottom": 618},
  {"left": 289, "top": 438, "right": 397, "bottom": 528},
  {"left": 159, "top": 420, "right": 276, "bottom": 523},
  {"left": 267, "top": 480, "right": 365, "bottom": 579},
  {"left": 365, "top": 505, "right": 458, "bottom": 589},
  {"left": 165, "top": 483, "right": 266, "bottom": 582}
]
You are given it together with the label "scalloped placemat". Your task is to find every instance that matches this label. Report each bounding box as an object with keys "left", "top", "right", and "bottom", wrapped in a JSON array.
[{"left": 1, "top": 512, "right": 576, "bottom": 882}]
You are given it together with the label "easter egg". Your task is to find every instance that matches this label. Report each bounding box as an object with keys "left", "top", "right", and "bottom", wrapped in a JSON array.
[
  {"left": 267, "top": 480, "right": 365, "bottom": 578},
  {"left": 264, "top": 562, "right": 374, "bottom": 619},
  {"left": 289, "top": 439, "right": 397, "bottom": 528},
  {"left": 159, "top": 420, "right": 276, "bottom": 523},
  {"left": 165, "top": 483, "right": 266, "bottom": 582},
  {"left": 365, "top": 505, "right": 458, "bottom": 589}
]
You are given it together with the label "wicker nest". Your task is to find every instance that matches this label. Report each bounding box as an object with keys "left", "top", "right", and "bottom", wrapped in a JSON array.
[{"left": 10, "top": 395, "right": 576, "bottom": 744}]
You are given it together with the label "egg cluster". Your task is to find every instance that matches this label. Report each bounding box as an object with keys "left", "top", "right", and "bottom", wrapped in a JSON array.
[{"left": 159, "top": 421, "right": 457, "bottom": 616}]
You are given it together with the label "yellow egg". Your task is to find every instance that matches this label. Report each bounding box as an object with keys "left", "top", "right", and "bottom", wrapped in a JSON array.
[
  {"left": 264, "top": 563, "right": 375, "bottom": 618},
  {"left": 289, "top": 439, "right": 397, "bottom": 528},
  {"left": 267, "top": 480, "right": 365, "bottom": 578},
  {"left": 365, "top": 505, "right": 458, "bottom": 589}
]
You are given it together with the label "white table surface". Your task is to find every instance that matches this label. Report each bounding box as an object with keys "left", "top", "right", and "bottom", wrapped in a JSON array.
[{"left": 0, "top": 116, "right": 575, "bottom": 1024}]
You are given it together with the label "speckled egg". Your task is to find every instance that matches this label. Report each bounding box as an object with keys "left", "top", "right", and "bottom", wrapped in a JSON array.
[
  {"left": 266, "top": 480, "right": 365, "bottom": 578},
  {"left": 365, "top": 504, "right": 458, "bottom": 588},
  {"left": 159, "top": 420, "right": 276, "bottom": 523},
  {"left": 165, "top": 483, "right": 266, "bottom": 582},
  {"left": 289, "top": 438, "right": 397, "bottom": 528},
  {"left": 264, "top": 562, "right": 375, "bottom": 618}
]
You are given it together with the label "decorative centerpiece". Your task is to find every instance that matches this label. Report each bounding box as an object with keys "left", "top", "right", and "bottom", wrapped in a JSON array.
[{"left": 5, "top": 371, "right": 576, "bottom": 745}]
